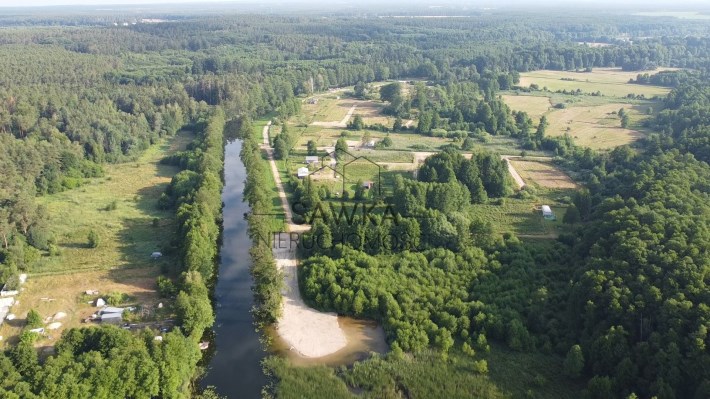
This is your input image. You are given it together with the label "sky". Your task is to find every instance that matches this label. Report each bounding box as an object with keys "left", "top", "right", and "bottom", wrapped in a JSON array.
[{"left": 0, "top": 0, "right": 707, "bottom": 8}]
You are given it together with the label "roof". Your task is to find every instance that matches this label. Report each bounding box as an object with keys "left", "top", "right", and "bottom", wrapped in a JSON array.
[
  {"left": 305, "top": 156, "right": 319, "bottom": 162},
  {"left": 100, "top": 307, "right": 125, "bottom": 315},
  {"left": 297, "top": 167, "right": 310, "bottom": 177},
  {"left": 100, "top": 313, "right": 122, "bottom": 321},
  {"left": 541, "top": 205, "right": 553, "bottom": 214}
]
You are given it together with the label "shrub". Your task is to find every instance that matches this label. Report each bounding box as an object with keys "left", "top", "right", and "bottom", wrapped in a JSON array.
[
  {"left": 25, "top": 309, "right": 43, "bottom": 329},
  {"left": 87, "top": 230, "right": 100, "bottom": 248}
]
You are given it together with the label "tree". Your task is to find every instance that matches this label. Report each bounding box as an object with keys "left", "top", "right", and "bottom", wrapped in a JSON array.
[
  {"left": 381, "top": 135, "right": 393, "bottom": 148},
  {"left": 307, "top": 140, "right": 317, "bottom": 156},
  {"left": 379, "top": 82, "right": 402, "bottom": 103},
  {"left": 563, "top": 204, "right": 581, "bottom": 225},
  {"left": 25, "top": 309, "right": 43, "bottom": 329},
  {"left": 274, "top": 136, "right": 289, "bottom": 160},
  {"left": 335, "top": 138, "right": 349, "bottom": 160},
  {"left": 621, "top": 114, "right": 630, "bottom": 128},
  {"left": 348, "top": 115, "right": 364, "bottom": 130},
  {"left": 361, "top": 131, "right": 371, "bottom": 146},
  {"left": 354, "top": 179, "right": 366, "bottom": 201},
  {"left": 393, "top": 117, "right": 403, "bottom": 132},
  {"left": 564, "top": 345, "right": 585, "bottom": 378}
]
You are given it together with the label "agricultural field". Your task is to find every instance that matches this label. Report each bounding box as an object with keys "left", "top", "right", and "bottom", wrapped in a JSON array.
[
  {"left": 0, "top": 132, "right": 190, "bottom": 347},
  {"left": 510, "top": 159, "right": 578, "bottom": 189},
  {"left": 517, "top": 68, "right": 674, "bottom": 98}
]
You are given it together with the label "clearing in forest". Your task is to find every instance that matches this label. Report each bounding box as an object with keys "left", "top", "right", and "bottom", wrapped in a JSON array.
[
  {"left": 501, "top": 95, "right": 552, "bottom": 119},
  {"left": 518, "top": 68, "right": 674, "bottom": 98},
  {"left": 544, "top": 102, "right": 647, "bottom": 149},
  {"left": 0, "top": 131, "right": 191, "bottom": 348},
  {"left": 510, "top": 159, "right": 578, "bottom": 189}
]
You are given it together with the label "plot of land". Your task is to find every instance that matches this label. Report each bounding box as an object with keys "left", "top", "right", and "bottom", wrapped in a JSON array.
[
  {"left": 545, "top": 102, "right": 647, "bottom": 149},
  {"left": 510, "top": 160, "right": 578, "bottom": 189},
  {"left": 0, "top": 268, "right": 162, "bottom": 349},
  {"left": 0, "top": 132, "right": 190, "bottom": 347},
  {"left": 502, "top": 95, "right": 552, "bottom": 119},
  {"left": 518, "top": 68, "right": 673, "bottom": 98}
]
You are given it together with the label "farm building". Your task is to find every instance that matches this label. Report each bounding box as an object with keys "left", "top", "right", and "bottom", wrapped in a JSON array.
[
  {"left": 297, "top": 167, "right": 310, "bottom": 178},
  {"left": 541, "top": 205, "right": 556, "bottom": 220},
  {"left": 305, "top": 156, "right": 319, "bottom": 164}
]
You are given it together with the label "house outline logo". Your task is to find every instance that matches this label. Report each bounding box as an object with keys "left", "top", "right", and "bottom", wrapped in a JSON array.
[{"left": 306, "top": 146, "right": 383, "bottom": 201}]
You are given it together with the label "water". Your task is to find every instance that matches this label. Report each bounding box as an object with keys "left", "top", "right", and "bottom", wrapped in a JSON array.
[
  {"left": 200, "top": 139, "right": 267, "bottom": 398},
  {"left": 201, "top": 139, "right": 388, "bottom": 398}
]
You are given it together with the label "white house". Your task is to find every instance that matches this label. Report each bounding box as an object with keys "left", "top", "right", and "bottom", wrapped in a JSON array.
[
  {"left": 297, "top": 167, "right": 310, "bottom": 178},
  {"left": 305, "top": 156, "right": 319, "bottom": 164}
]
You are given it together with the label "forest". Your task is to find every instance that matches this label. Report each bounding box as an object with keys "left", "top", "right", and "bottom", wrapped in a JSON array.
[{"left": 0, "top": 4, "right": 708, "bottom": 399}]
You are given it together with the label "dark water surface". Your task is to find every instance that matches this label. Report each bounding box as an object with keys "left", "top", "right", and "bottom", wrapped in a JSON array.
[{"left": 200, "top": 139, "right": 266, "bottom": 398}]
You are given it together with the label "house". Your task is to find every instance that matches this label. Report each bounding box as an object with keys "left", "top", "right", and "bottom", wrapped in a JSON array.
[
  {"left": 305, "top": 156, "right": 319, "bottom": 164},
  {"left": 297, "top": 167, "right": 310, "bottom": 179},
  {"left": 100, "top": 313, "right": 123, "bottom": 324},
  {"left": 541, "top": 205, "right": 555, "bottom": 220},
  {"left": 363, "top": 181, "right": 374, "bottom": 189},
  {"left": 364, "top": 140, "right": 377, "bottom": 148}
]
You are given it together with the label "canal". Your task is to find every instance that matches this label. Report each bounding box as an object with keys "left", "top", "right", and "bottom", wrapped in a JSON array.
[{"left": 200, "top": 139, "right": 267, "bottom": 398}]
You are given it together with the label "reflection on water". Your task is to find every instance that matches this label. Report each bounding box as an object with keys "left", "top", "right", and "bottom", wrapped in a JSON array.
[{"left": 269, "top": 316, "right": 389, "bottom": 366}]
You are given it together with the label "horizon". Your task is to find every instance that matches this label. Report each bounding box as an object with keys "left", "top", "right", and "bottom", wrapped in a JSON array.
[{"left": 1, "top": 0, "right": 710, "bottom": 9}]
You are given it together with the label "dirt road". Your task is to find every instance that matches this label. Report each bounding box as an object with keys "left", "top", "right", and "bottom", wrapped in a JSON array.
[{"left": 260, "top": 122, "right": 347, "bottom": 358}]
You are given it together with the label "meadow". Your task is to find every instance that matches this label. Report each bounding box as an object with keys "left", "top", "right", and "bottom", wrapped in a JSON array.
[{"left": 517, "top": 68, "right": 673, "bottom": 98}]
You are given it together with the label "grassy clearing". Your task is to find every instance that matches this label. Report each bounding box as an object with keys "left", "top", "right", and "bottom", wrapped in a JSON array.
[
  {"left": 518, "top": 68, "right": 673, "bottom": 98},
  {"left": 0, "top": 267, "right": 163, "bottom": 349},
  {"left": 0, "top": 132, "right": 191, "bottom": 348},
  {"left": 502, "top": 94, "right": 552, "bottom": 119},
  {"left": 35, "top": 131, "right": 192, "bottom": 274},
  {"left": 545, "top": 102, "right": 648, "bottom": 149},
  {"left": 470, "top": 196, "right": 569, "bottom": 238},
  {"left": 511, "top": 160, "right": 578, "bottom": 189}
]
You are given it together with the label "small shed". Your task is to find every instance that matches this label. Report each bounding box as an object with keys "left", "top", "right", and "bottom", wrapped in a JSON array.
[
  {"left": 305, "top": 156, "right": 319, "bottom": 164},
  {"left": 100, "top": 307, "right": 125, "bottom": 315},
  {"left": 541, "top": 205, "right": 555, "bottom": 220},
  {"left": 95, "top": 298, "right": 106, "bottom": 307},
  {"left": 297, "top": 167, "right": 310, "bottom": 179},
  {"left": 363, "top": 181, "right": 374, "bottom": 189},
  {"left": 100, "top": 313, "right": 123, "bottom": 324},
  {"left": 151, "top": 252, "right": 163, "bottom": 259}
]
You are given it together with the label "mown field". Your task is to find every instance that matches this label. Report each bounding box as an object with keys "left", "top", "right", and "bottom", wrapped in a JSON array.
[{"left": 517, "top": 68, "right": 673, "bottom": 98}]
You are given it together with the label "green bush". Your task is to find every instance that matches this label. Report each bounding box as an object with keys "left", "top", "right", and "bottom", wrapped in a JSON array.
[{"left": 87, "top": 230, "right": 100, "bottom": 248}]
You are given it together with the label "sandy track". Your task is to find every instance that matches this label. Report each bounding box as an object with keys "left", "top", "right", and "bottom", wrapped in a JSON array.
[
  {"left": 310, "top": 104, "right": 358, "bottom": 128},
  {"left": 502, "top": 156, "right": 526, "bottom": 189},
  {"left": 260, "top": 122, "right": 347, "bottom": 358}
]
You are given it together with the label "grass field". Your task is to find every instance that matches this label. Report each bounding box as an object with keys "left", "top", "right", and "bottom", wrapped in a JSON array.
[
  {"left": 510, "top": 160, "right": 578, "bottom": 189},
  {"left": 518, "top": 68, "right": 673, "bottom": 98},
  {"left": 502, "top": 95, "right": 552, "bottom": 119},
  {"left": 545, "top": 102, "right": 648, "bottom": 149},
  {"left": 470, "top": 198, "right": 567, "bottom": 238},
  {"left": 0, "top": 131, "right": 191, "bottom": 348}
]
